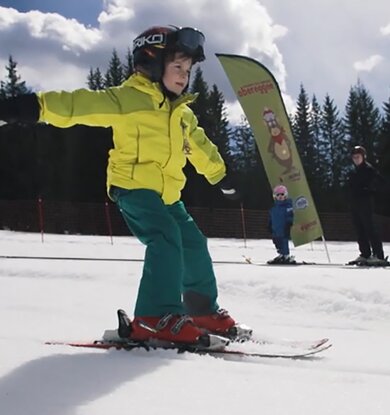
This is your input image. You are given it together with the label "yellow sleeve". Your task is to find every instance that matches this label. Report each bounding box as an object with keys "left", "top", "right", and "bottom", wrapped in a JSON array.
[
  {"left": 37, "top": 87, "right": 125, "bottom": 128},
  {"left": 185, "top": 109, "right": 226, "bottom": 185}
]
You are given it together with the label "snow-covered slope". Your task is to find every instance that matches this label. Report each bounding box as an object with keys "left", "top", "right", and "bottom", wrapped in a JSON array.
[{"left": 1, "top": 231, "right": 389, "bottom": 415}]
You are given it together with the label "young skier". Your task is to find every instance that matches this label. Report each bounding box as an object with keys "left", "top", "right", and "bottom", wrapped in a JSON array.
[
  {"left": 0, "top": 25, "right": 248, "bottom": 345},
  {"left": 348, "top": 146, "right": 388, "bottom": 266},
  {"left": 267, "top": 185, "right": 295, "bottom": 264}
]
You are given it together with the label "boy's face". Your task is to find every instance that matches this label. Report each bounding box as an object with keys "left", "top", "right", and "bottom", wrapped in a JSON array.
[{"left": 162, "top": 53, "right": 193, "bottom": 96}]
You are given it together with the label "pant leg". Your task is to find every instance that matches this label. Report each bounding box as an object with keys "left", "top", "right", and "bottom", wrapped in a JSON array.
[
  {"left": 370, "top": 229, "right": 385, "bottom": 259},
  {"left": 167, "top": 201, "right": 219, "bottom": 316},
  {"left": 112, "top": 188, "right": 184, "bottom": 317},
  {"left": 351, "top": 207, "right": 371, "bottom": 258},
  {"left": 279, "top": 238, "right": 290, "bottom": 255},
  {"left": 272, "top": 236, "right": 282, "bottom": 254},
  {"left": 358, "top": 205, "right": 384, "bottom": 259}
]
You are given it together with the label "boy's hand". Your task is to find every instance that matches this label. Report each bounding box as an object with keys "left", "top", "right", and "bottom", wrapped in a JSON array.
[{"left": 218, "top": 175, "right": 241, "bottom": 201}]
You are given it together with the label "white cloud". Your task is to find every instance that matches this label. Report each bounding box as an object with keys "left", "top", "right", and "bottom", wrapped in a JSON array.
[
  {"left": 353, "top": 55, "right": 384, "bottom": 72},
  {"left": 0, "top": 7, "right": 101, "bottom": 53},
  {"left": 1, "top": 0, "right": 389, "bottom": 118},
  {"left": 99, "top": 0, "right": 135, "bottom": 24},
  {"left": 18, "top": 60, "right": 91, "bottom": 91},
  {"left": 0, "top": 1, "right": 290, "bottom": 108},
  {"left": 380, "top": 23, "right": 390, "bottom": 36}
]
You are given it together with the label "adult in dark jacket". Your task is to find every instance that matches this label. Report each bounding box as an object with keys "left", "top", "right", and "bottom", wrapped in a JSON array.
[{"left": 348, "top": 146, "right": 386, "bottom": 265}]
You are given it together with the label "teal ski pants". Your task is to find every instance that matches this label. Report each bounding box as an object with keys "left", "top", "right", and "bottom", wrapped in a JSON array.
[{"left": 111, "top": 187, "right": 219, "bottom": 317}]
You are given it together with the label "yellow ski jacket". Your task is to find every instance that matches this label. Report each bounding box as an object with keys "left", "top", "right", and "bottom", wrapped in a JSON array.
[{"left": 37, "top": 73, "right": 226, "bottom": 204}]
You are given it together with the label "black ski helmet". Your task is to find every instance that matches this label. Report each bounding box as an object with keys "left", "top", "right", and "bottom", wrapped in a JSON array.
[
  {"left": 132, "top": 25, "right": 205, "bottom": 82},
  {"left": 351, "top": 145, "right": 367, "bottom": 158}
]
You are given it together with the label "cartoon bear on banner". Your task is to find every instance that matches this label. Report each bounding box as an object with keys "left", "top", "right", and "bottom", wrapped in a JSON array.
[{"left": 263, "top": 107, "right": 293, "bottom": 174}]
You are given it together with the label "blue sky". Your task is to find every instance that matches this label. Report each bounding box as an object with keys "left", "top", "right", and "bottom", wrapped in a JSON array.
[
  {"left": 0, "top": 0, "right": 101, "bottom": 26},
  {"left": 0, "top": 0, "right": 389, "bottom": 122}
]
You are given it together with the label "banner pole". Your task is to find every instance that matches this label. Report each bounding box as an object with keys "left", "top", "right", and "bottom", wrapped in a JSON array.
[
  {"left": 240, "top": 202, "right": 247, "bottom": 249},
  {"left": 321, "top": 235, "right": 331, "bottom": 263}
]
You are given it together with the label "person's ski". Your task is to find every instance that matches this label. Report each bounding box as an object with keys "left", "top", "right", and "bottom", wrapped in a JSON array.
[
  {"left": 46, "top": 308, "right": 332, "bottom": 359},
  {"left": 45, "top": 338, "right": 332, "bottom": 359}
]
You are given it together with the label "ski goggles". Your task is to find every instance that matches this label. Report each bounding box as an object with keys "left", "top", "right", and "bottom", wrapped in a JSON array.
[
  {"left": 274, "top": 193, "right": 287, "bottom": 197},
  {"left": 133, "top": 26, "right": 206, "bottom": 62},
  {"left": 173, "top": 27, "right": 205, "bottom": 62}
]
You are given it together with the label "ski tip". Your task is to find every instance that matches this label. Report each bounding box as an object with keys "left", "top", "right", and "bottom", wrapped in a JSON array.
[{"left": 242, "top": 255, "right": 252, "bottom": 264}]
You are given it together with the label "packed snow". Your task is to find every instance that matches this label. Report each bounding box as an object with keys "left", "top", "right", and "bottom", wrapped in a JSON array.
[{"left": 1, "top": 230, "right": 390, "bottom": 415}]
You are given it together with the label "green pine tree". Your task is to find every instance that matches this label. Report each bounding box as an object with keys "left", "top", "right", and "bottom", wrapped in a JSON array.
[
  {"left": 229, "top": 116, "right": 269, "bottom": 208},
  {"left": 87, "top": 67, "right": 105, "bottom": 90},
  {"left": 104, "top": 49, "right": 124, "bottom": 87},
  {"left": 207, "top": 84, "right": 231, "bottom": 159},
  {"left": 379, "top": 97, "right": 390, "bottom": 177},
  {"left": 123, "top": 48, "right": 134, "bottom": 79},
  {"left": 87, "top": 67, "right": 95, "bottom": 89},
  {"left": 344, "top": 80, "right": 382, "bottom": 162},
  {"left": 308, "top": 95, "right": 323, "bottom": 188},
  {"left": 189, "top": 67, "right": 210, "bottom": 131},
  {"left": 292, "top": 84, "right": 315, "bottom": 183},
  {"left": 93, "top": 67, "right": 105, "bottom": 90},
  {"left": 182, "top": 67, "right": 213, "bottom": 207},
  {"left": 320, "top": 94, "right": 349, "bottom": 188},
  {"left": 0, "top": 55, "right": 30, "bottom": 98},
  {"left": 230, "top": 117, "right": 259, "bottom": 172}
]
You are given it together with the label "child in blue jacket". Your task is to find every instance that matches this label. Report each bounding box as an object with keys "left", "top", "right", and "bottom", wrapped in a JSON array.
[{"left": 267, "top": 185, "right": 295, "bottom": 264}]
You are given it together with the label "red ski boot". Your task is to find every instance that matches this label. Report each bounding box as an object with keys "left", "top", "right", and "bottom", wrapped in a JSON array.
[
  {"left": 131, "top": 314, "right": 203, "bottom": 344},
  {"left": 192, "top": 309, "right": 252, "bottom": 341}
]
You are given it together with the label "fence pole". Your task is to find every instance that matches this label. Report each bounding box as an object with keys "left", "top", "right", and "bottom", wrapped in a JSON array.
[
  {"left": 104, "top": 200, "right": 114, "bottom": 245},
  {"left": 37, "top": 197, "right": 44, "bottom": 243}
]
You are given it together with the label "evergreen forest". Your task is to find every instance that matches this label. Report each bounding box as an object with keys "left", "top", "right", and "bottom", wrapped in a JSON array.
[{"left": 1, "top": 52, "right": 389, "bottom": 215}]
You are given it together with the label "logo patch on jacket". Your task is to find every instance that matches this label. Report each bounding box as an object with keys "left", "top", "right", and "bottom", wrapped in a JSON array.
[{"left": 181, "top": 120, "right": 192, "bottom": 155}]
